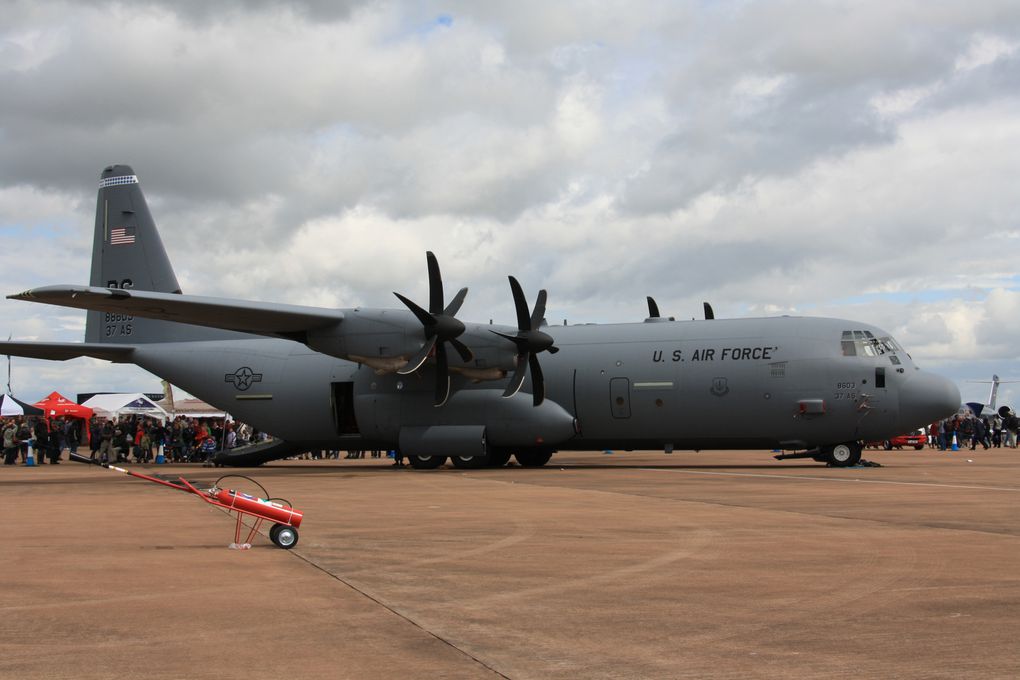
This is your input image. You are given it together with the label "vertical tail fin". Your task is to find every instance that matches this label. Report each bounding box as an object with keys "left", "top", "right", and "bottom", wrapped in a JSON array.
[
  {"left": 988, "top": 375, "right": 1000, "bottom": 410},
  {"left": 84, "top": 165, "right": 236, "bottom": 344}
]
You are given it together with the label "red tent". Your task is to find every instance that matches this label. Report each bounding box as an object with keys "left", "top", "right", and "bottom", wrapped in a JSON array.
[{"left": 34, "top": 392, "right": 94, "bottom": 419}]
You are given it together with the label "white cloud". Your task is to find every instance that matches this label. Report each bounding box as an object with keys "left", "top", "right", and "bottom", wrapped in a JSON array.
[{"left": 955, "top": 33, "right": 1019, "bottom": 72}]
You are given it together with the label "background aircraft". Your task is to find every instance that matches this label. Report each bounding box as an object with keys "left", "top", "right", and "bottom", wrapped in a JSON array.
[
  {"left": 2, "top": 165, "right": 960, "bottom": 468},
  {"left": 964, "top": 375, "right": 1016, "bottom": 417}
]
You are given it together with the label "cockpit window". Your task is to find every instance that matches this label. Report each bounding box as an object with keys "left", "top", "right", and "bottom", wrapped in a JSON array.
[
  {"left": 841, "top": 331, "right": 856, "bottom": 357},
  {"left": 842, "top": 331, "right": 903, "bottom": 358}
]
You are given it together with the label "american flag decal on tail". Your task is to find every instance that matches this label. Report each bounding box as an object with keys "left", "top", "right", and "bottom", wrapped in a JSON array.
[{"left": 110, "top": 227, "right": 136, "bottom": 245}]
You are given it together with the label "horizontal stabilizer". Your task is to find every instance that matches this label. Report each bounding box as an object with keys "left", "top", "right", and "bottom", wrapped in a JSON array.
[
  {"left": 8, "top": 286, "right": 344, "bottom": 342},
  {"left": 0, "top": 341, "right": 136, "bottom": 363}
]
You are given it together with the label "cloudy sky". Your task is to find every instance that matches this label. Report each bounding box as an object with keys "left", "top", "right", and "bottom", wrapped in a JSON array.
[{"left": 1, "top": 0, "right": 1018, "bottom": 410}]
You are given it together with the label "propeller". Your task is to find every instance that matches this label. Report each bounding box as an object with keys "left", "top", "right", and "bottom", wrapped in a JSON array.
[
  {"left": 394, "top": 251, "right": 473, "bottom": 407},
  {"left": 492, "top": 276, "right": 560, "bottom": 406}
]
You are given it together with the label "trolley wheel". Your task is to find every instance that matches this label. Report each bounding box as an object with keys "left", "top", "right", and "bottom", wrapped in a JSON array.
[{"left": 270, "top": 523, "right": 299, "bottom": 549}]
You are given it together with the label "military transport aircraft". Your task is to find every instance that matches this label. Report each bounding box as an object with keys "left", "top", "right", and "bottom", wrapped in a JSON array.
[{"left": 2, "top": 165, "right": 960, "bottom": 469}]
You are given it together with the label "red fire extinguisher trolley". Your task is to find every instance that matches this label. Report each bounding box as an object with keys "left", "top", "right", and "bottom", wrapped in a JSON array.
[{"left": 71, "top": 452, "right": 304, "bottom": 549}]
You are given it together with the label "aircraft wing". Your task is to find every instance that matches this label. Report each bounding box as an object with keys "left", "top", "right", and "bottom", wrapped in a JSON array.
[
  {"left": 8, "top": 286, "right": 344, "bottom": 341},
  {"left": 0, "top": 341, "right": 136, "bottom": 362}
]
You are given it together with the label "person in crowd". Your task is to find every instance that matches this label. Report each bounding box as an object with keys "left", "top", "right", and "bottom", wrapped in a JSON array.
[
  {"left": 112, "top": 424, "right": 132, "bottom": 462},
  {"left": 96, "top": 419, "right": 114, "bottom": 463},
  {"left": 3, "top": 418, "right": 22, "bottom": 465},
  {"left": 971, "top": 416, "right": 988, "bottom": 451},
  {"left": 59, "top": 417, "right": 79, "bottom": 459},
  {"left": 88, "top": 417, "right": 100, "bottom": 459},
  {"left": 32, "top": 418, "right": 48, "bottom": 464},
  {"left": 171, "top": 419, "right": 187, "bottom": 462},
  {"left": 1004, "top": 410, "right": 1018, "bottom": 448},
  {"left": 929, "top": 421, "right": 944, "bottom": 450},
  {"left": 224, "top": 423, "right": 236, "bottom": 450},
  {"left": 16, "top": 419, "right": 31, "bottom": 463},
  {"left": 990, "top": 414, "right": 1003, "bottom": 448}
]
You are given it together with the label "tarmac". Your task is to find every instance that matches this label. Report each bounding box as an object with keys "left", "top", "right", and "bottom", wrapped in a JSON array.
[{"left": 0, "top": 448, "right": 1017, "bottom": 679}]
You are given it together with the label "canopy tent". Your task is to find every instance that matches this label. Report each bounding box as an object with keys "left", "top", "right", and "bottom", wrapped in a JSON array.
[
  {"left": 80, "top": 393, "right": 168, "bottom": 421},
  {"left": 0, "top": 394, "right": 45, "bottom": 417},
  {"left": 34, "top": 391, "right": 93, "bottom": 419},
  {"left": 154, "top": 396, "right": 228, "bottom": 419}
]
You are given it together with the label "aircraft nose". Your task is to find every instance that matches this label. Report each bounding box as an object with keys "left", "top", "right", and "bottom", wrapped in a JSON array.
[{"left": 898, "top": 371, "right": 960, "bottom": 430}]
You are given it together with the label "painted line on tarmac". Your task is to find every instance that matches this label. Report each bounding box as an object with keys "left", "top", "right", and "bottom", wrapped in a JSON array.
[
  {"left": 289, "top": 549, "right": 512, "bottom": 679},
  {"left": 638, "top": 468, "right": 1020, "bottom": 492}
]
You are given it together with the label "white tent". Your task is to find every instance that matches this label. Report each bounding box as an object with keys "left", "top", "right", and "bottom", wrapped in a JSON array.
[
  {"left": 81, "top": 393, "right": 169, "bottom": 422},
  {"left": 154, "top": 396, "right": 228, "bottom": 419}
]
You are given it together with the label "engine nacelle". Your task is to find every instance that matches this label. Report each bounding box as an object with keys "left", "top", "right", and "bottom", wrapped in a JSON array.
[{"left": 306, "top": 309, "right": 520, "bottom": 377}]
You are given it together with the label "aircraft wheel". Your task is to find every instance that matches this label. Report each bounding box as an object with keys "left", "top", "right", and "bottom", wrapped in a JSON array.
[
  {"left": 827, "top": 442, "right": 861, "bottom": 467},
  {"left": 515, "top": 451, "right": 552, "bottom": 467},
  {"left": 408, "top": 455, "right": 447, "bottom": 470},
  {"left": 270, "top": 524, "right": 299, "bottom": 549},
  {"left": 451, "top": 455, "right": 489, "bottom": 469},
  {"left": 487, "top": 451, "right": 512, "bottom": 467},
  {"left": 883, "top": 440, "right": 893, "bottom": 450},
  {"left": 913, "top": 445, "right": 924, "bottom": 451}
]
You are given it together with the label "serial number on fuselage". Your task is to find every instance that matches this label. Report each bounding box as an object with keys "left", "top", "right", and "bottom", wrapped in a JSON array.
[{"left": 651, "top": 346, "right": 778, "bottom": 363}]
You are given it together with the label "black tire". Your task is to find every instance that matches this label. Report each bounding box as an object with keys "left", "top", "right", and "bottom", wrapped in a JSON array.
[
  {"left": 827, "top": 442, "right": 862, "bottom": 467},
  {"left": 408, "top": 454, "right": 447, "bottom": 470},
  {"left": 487, "top": 451, "right": 512, "bottom": 467},
  {"left": 451, "top": 454, "right": 490, "bottom": 469},
  {"left": 515, "top": 451, "right": 553, "bottom": 468},
  {"left": 271, "top": 524, "right": 299, "bottom": 549},
  {"left": 883, "top": 440, "right": 893, "bottom": 450}
]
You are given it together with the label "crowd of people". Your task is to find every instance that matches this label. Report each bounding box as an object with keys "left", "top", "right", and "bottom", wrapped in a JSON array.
[
  {"left": 929, "top": 411, "right": 1019, "bottom": 450},
  {"left": 4, "top": 407, "right": 1016, "bottom": 467},
  {"left": 2, "top": 414, "right": 261, "bottom": 466}
]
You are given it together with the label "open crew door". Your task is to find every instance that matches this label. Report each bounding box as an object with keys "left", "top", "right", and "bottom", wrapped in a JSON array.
[{"left": 331, "top": 382, "right": 360, "bottom": 435}]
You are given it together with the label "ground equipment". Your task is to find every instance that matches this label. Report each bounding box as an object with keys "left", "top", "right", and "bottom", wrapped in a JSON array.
[{"left": 69, "top": 452, "right": 303, "bottom": 548}]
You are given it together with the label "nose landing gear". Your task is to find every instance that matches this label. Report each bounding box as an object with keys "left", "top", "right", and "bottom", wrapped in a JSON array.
[{"left": 823, "top": 442, "right": 863, "bottom": 467}]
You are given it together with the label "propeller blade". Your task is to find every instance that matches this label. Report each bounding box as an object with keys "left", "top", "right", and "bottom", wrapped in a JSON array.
[
  {"left": 449, "top": 337, "right": 474, "bottom": 363},
  {"left": 426, "top": 251, "right": 443, "bottom": 314},
  {"left": 498, "top": 276, "right": 559, "bottom": 405},
  {"left": 530, "top": 289, "right": 547, "bottom": 330},
  {"left": 647, "top": 296, "right": 660, "bottom": 318},
  {"left": 397, "top": 336, "right": 437, "bottom": 375},
  {"left": 508, "top": 276, "right": 530, "bottom": 330},
  {"left": 491, "top": 329, "right": 525, "bottom": 351},
  {"left": 394, "top": 292, "right": 436, "bottom": 327},
  {"left": 502, "top": 354, "right": 529, "bottom": 398},
  {"left": 528, "top": 352, "right": 545, "bottom": 406},
  {"left": 703, "top": 302, "right": 715, "bottom": 320},
  {"left": 434, "top": 343, "right": 450, "bottom": 407},
  {"left": 444, "top": 286, "right": 469, "bottom": 317}
]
